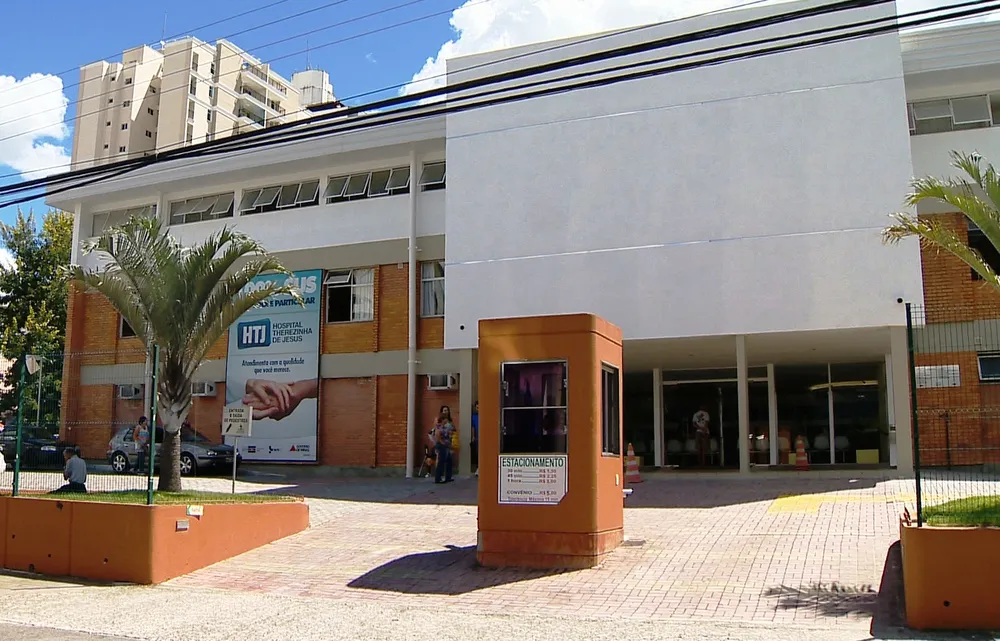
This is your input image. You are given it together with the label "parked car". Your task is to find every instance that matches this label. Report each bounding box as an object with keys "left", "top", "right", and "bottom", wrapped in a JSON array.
[
  {"left": 1, "top": 425, "right": 75, "bottom": 470},
  {"left": 106, "top": 424, "right": 239, "bottom": 476}
]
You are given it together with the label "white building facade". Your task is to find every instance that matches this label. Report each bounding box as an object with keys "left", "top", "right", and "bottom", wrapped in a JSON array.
[{"left": 52, "top": 1, "right": 999, "bottom": 476}]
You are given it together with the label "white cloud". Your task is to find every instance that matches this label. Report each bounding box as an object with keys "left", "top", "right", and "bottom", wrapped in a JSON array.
[
  {"left": 403, "top": 0, "right": 1000, "bottom": 97},
  {"left": 0, "top": 73, "right": 71, "bottom": 179},
  {"left": 0, "top": 247, "right": 14, "bottom": 271}
]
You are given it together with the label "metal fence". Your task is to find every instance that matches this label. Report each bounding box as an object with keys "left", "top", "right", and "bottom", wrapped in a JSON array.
[
  {"left": 0, "top": 347, "right": 160, "bottom": 503},
  {"left": 907, "top": 303, "right": 1000, "bottom": 526}
]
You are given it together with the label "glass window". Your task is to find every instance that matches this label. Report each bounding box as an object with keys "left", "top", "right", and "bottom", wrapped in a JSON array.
[
  {"left": 830, "top": 363, "right": 886, "bottom": 465},
  {"left": 324, "top": 268, "right": 374, "bottom": 323},
  {"left": 420, "top": 261, "right": 444, "bottom": 317},
  {"left": 980, "top": 354, "right": 1000, "bottom": 381},
  {"left": 324, "top": 176, "right": 348, "bottom": 201},
  {"left": 368, "top": 170, "right": 391, "bottom": 197},
  {"left": 420, "top": 161, "right": 446, "bottom": 190},
  {"left": 774, "top": 365, "right": 831, "bottom": 465},
  {"left": 277, "top": 183, "right": 299, "bottom": 208},
  {"left": 386, "top": 167, "right": 410, "bottom": 191},
  {"left": 296, "top": 180, "right": 320, "bottom": 205},
  {"left": 500, "top": 361, "right": 567, "bottom": 455},
  {"left": 602, "top": 365, "right": 621, "bottom": 455},
  {"left": 120, "top": 316, "right": 136, "bottom": 338},
  {"left": 344, "top": 173, "right": 369, "bottom": 197}
]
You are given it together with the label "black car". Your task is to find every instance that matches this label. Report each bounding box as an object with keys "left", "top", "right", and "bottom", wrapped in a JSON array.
[{"left": 1, "top": 426, "right": 74, "bottom": 470}]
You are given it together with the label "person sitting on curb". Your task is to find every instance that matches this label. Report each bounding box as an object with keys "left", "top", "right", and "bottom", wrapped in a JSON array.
[{"left": 51, "top": 447, "right": 87, "bottom": 494}]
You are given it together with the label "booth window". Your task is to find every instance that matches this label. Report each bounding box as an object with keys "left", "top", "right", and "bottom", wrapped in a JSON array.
[
  {"left": 601, "top": 364, "right": 620, "bottom": 455},
  {"left": 499, "top": 360, "right": 567, "bottom": 454}
]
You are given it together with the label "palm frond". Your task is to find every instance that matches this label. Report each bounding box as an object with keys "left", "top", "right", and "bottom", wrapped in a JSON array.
[{"left": 884, "top": 212, "right": 1000, "bottom": 288}]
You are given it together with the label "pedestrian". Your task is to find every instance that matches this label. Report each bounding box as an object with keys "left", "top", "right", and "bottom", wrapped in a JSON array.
[
  {"left": 50, "top": 447, "right": 87, "bottom": 494},
  {"left": 693, "top": 406, "right": 711, "bottom": 467},
  {"left": 471, "top": 401, "right": 479, "bottom": 477},
  {"left": 434, "top": 405, "right": 455, "bottom": 484},
  {"left": 133, "top": 416, "right": 149, "bottom": 474}
]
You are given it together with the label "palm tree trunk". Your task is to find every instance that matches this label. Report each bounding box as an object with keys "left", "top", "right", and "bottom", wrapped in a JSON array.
[{"left": 157, "top": 428, "right": 182, "bottom": 492}]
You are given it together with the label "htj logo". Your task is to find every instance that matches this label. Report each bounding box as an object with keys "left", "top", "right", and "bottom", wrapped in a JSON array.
[{"left": 237, "top": 318, "right": 271, "bottom": 349}]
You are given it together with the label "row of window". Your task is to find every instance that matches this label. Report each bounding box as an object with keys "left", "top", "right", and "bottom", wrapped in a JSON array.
[
  {"left": 165, "top": 162, "right": 446, "bottom": 225},
  {"left": 91, "top": 204, "right": 157, "bottom": 237},
  {"left": 325, "top": 262, "right": 445, "bottom": 323},
  {"left": 908, "top": 94, "right": 1000, "bottom": 136},
  {"left": 114, "top": 263, "right": 444, "bottom": 336}
]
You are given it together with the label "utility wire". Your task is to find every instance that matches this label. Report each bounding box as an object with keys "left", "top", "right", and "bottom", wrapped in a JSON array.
[
  {"left": 3, "top": 0, "right": 883, "bottom": 194},
  {"left": 0, "top": 0, "right": 772, "bottom": 180},
  {"left": 3, "top": 0, "right": 994, "bottom": 206},
  {"left": 0, "top": 0, "right": 375, "bottom": 133}
]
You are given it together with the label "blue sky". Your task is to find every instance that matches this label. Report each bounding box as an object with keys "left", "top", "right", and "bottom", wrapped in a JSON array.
[{"left": 0, "top": 0, "right": 991, "bottom": 229}]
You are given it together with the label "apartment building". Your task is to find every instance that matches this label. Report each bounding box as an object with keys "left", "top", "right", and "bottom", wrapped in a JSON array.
[
  {"left": 70, "top": 38, "right": 336, "bottom": 169},
  {"left": 51, "top": 0, "right": 1000, "bottom": 476}
]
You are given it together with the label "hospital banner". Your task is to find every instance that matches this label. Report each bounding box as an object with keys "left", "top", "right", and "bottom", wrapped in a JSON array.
[{"left": 224, "top": 270, "right": 321, "bottom": 462}]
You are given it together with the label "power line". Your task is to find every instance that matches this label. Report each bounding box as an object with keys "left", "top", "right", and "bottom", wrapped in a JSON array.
[
  {"left": 3, "top": 0, "right": 993, "bottom": 206},
  {"left": 0, "top": 0, "right": 460, "bottom": 147},
  {"left": 0, "top": 0, "right": 773, "bottom": 181},
  {"left": 0, "top": 0, "right": 364, "bottom": 120},
  {"left": 0, "top": 0, "right": 293, "bottom": 100}
]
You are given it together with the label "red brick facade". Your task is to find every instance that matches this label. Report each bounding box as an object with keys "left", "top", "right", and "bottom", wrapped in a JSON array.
[
  {"left": 60, "top": 262, "right": 458, "bottom": 468},
  {"left": 916, "top": 212, "right": 1000, "bottom": 467}
]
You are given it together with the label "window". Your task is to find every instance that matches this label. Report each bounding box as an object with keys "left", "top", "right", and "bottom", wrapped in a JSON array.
[
  {"left": 124, "top": 77, "right": 133, "bottom": 85},
  {"left": 500, "top": 361, "right": 568, "bottom": 454},
  {"left": 110, "top": 76, "right": 116, "bottom": 82},
  {"left": 968, "top": 221, "right": 1000, "bottom": 280},
  {"left": 979, "top": 354, "right": 1000, "bottom": 382},
  {"left": 108, "top": 98, "right": 114, "bottom": 104},
  {"left": 103, "top": 144, "right": 109, "bottom": 150},
  {"left": 207, "top": 110, "right": 212, "bottom": 122},
  {"left": 120, "top": 316, "right": 136, "bottom": 338},
  {"left": 169, "top": 192, "right": 235, "bottom": 225},
  {"left": 121, "top": 123, "right": 128, "bottom": 130},
  {"left": 909, "top": 95, "right": 994, "bottom": 135},
  {"left": 208, "top": 86, "right": 214, "bottom": 99},
  {"left": 90, "top": 205, "right": 156, "bottom": 237},
  {"left": 106, "top": 121, "right": 111, "bottom": 127},
  {"left": 325, "top": 269, "right": 375, "bottom": 323},
  {"left": 145, "top": 130, "right": 153, "bottom": 138},
  {"left": 191, "top": 53, "right": 199, "bottom": 72},
  {"left": 187, "top": 101, "right": 196, "bottom": 120},
  {"left": 189, "top": 78, "right": 197, "bottom": 96},
  {"left": 420, "top": 261, "right": 444, "bottom": 317},
  {"left": 119, "top": 146, "right": 127, "bottom": 153},
  {"left": 241, "top": 180, "right": 320, "bottom": 215},
  {"left": 210, "top": 62, "right": 216, "bottom": 76},
  {"left": 601, "top": 365, "right": 621, "bottom": 455},
  {"left": 122, "top": 100, "right": 131, "bottom": 107},
  {"left": 324, "top": 166, "right": 410, "bottom": 203},
  {"left": 420, "top": 161, "right": 446, "bottom": 191},
  {"left": 149, "top": 86, "right": 156, "bottom": 94},
  {"left": 147, "top": 107, "right": 154, "bottom": 116},
  {"left": 185, "top": 124, "right": 194, "bottom": 143}
]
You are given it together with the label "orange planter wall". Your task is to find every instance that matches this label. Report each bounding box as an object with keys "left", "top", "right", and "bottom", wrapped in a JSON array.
[
  {"left": 901, "top": 521, "right": 1000, "bottom": 630},
  {"left": 0, "top": 497, "right": 308, "bottom": 584}
]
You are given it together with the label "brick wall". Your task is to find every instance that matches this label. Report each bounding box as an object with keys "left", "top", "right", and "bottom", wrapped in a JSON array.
[
  {"left": 379, "top": 263, "right": 408, "bottom": 351},
  {"left": 319, "top": 378, "right": 376, "bottom": 466},
  {"left": 188, "top": 385, "right": 226, "bottom": 444},
  {"left": 920, "top": 213, "right": 1000, "bottom": 323},
  {"left": 67, "top": 384, "right": 115, "bottom": 459},
  {"left": 376, "top": 375, "right": 407, "bottom": 466}
]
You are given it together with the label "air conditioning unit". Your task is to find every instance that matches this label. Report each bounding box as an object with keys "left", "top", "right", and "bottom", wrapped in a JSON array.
[
  {"left": 191, "top": 381, "right": 217, "bottom": 397},
  {"left": 117, "top": 384, "right": 143, "bottom": 400},
  {"left": 427, "top": 374, "right": 458, "bottom": 391}
]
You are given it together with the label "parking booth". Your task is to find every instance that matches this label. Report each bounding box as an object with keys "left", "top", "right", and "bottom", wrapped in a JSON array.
[{"left": 476, "top": 313, "right": 625, "bottom": 569}]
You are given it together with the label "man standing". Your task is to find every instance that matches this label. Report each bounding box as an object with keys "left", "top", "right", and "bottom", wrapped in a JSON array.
[
  {"left": 693, "top": 406, "right": 711, "bottom": 467},
  {"left": 51, "top": 448, "right": 87, "bottom": 494},
  {"left": 133, "top": 416, "right": 149, "bottom": 474}
]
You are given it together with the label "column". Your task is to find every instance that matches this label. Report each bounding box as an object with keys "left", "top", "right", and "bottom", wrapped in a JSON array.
[
  {"left": 458, "top": 348, "right": 475, "bottom": 475},
  {"left": 653, "top": 368, "right": 663, "bottom": 467},
  {"left": 736, "top": 336, "right": 751, "bottom": 474},
  {"left": 767, "top": 363, "right": 778, "bottom": 466},
  {"left": 889, "top": 326, "right": 914, "bottom": 474}
]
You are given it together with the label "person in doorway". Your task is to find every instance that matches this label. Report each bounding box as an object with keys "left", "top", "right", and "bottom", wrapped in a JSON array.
[
  {"left": 434, "top": 405, "right": 455, "bottom": 484},
  {"left": 693, "top": 406, "right": 711, "bottom": 467},
  {"left": 51, "top": 447, "right": 87, "bottom": 494},
  {"left": 133, "top": 416, "right": 149, "bottom": 474},
  {"left": 471, "top": 401, "right": 479, "bottom": 477}
]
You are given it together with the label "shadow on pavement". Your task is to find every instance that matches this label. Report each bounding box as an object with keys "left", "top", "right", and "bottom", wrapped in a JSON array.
[
  {"left": 347, "top": 545, "right": 569, "bottom": 595},
  {"left": 625, "top": 476, "right": 884, "bottom": 509}
]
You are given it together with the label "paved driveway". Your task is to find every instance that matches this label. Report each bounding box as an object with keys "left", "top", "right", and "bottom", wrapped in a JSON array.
[{"left": 166, "top": 473, "right": 911, "bottom": 632}]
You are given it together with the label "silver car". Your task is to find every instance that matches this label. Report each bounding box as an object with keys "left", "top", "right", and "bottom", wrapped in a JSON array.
[{"left": 106, "top": 424, "right": 239, "bottom": 476}]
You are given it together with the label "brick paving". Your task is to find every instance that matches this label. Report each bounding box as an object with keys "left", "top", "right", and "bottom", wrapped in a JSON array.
[{"left": 168, "top": 473, "right": 912, "bottom": 631}]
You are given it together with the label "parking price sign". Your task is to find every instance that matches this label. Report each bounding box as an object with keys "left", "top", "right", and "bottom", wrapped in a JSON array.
[{"left": 498, "top": 455, "right": 568, "bottom": 505}]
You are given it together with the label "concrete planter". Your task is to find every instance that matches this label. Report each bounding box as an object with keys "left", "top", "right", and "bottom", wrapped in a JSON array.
[
  {"left": 0, "top": 496, "right": 308, "bottom": 584},
  {"left": 900, "top": 521, "right": 1000, "bottom": 630}
]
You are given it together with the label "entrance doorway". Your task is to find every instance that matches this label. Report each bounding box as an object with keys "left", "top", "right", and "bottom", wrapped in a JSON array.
[{"left": 662, "top": 379, "right": 768, "bottom": 469}]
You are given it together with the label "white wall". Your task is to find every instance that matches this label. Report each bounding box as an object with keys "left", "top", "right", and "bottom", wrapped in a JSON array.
[{"left": 443, "top": 0, "right": 923, "bottom": 349}]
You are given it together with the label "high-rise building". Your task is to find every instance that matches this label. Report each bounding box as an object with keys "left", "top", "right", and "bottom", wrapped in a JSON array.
[{"left": 70, "top": 37, "right": 334, "bottom": 169}]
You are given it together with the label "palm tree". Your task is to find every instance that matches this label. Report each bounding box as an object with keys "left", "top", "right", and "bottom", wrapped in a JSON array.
[
  {"left": 68, "top": 216, "right": 299, "bottom": 491},
  {"left": 883, "top": 150, "right": 1000, "bottom": 291}
]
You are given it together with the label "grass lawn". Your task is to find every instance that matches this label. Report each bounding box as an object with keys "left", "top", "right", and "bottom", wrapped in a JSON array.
[
  {"left": 28, "top": 490, "right": 298, "bottom": 505},
  {"left": 923, "top": 495, "right": 1000, "bottom": 527}
]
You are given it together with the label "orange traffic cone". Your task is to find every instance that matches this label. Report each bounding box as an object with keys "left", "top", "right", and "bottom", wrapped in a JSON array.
[
  {"left": 794, "top": 435, "right": 809, "bottom": 471},
  {"left": 625, "top": 443, "right": 643, "bottom": 484}
]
